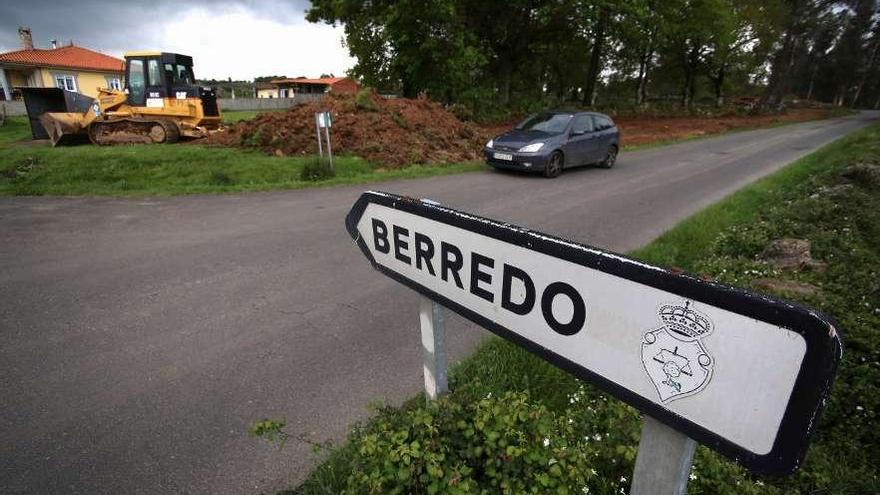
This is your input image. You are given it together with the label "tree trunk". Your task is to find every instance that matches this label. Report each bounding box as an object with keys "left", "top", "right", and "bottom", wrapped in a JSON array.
[
  {"left": 851, "top": 36, "right": 880, "bottom": 107},
  {"left": 761, "top": 2, "right": 809, "bottom": 109},
  {"left": 805, "top": 65, "right": 818, "bottom": 101},
  {"left": 681, "top": 44, "right": 699, "bottom": 109},
  {"left": 636, "top": 47, "right": 653, "bottom": 107},
  {"left": 713, "top": 67, "right": 726, "bottom": 107},
  {"left": 583, "top": 5, "right": 609, "bottom": 107}
]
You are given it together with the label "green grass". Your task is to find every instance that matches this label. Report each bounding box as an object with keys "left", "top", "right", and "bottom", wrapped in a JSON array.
[
  {"left": 0, "top": 108, "right": 852, "bottom": 197},
  {"left": 0, "top": 116, "right": 481, "bottom": 196},
  {"left": 289, "top": 124, "right": 880, "bottom": 494}
]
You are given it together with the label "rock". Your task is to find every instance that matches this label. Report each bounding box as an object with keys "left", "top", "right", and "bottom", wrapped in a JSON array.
[
  {"left": 753, "top": 278, "right": 819, "bottom": 296},
  {"left": 809, "top": 183, "right": 854, "bottom": 199},
  {"left": 841, "top": 163, "right": 880, "bottom": 188},
  {"left": 274, "top": 149, "right": 284, "bottom": 157},
  {"left": 762, "top": 239, "right": 809, "bottom": 270}
]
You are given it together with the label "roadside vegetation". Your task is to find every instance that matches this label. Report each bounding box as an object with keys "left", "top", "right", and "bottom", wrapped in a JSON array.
[
  {"left": 285, "top": 126, "right": 880, "bottom": 494},
  {"left": 306, "top": 1, "right": 880, "bottom": 121},
  {"left": 0, "top": 116, "right": 480, "bottom": 196},
  {"left": 0, "top": 100, "right": 846, "bottom": 197}
]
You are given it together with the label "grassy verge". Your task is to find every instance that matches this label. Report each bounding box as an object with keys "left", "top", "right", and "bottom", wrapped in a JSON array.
[
  {"left": 0, "top": 109, "right": 855, "bottom": 197},
  {"left": 0, "top": 116, "right": 481, "bottom": 196},
  {"left": 287, "top": 124, "right": 880, "bottom": 494}
]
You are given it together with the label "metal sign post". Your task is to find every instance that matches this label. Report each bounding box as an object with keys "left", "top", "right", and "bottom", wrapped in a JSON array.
[
  {"left": 345, "top": 191, "right": 841, "bottom": 484},
  {"left": 630, "top": 416, "right": 697, "bottom": 495},
  {"left": 419, "top": 296, "right": 448, "bottom": 401},
  {"left": 314, "top": 111, "right": 334, "bottom": 172},
  {"left": 323, "top": 113, "right": 334, "bottom": 173},
  {"left": 314, "top": 113, "right": 323, "bottom": 161}
]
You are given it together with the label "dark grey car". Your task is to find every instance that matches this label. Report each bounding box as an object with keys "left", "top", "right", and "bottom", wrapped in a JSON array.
[{"left": 484, "top": 110, "right": 620, "bottom": 178}]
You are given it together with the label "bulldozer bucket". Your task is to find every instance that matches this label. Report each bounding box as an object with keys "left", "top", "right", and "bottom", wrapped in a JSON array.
[
  {"left": 19, "top": 87, "right": 93, "bottom": 144},
  {"left": 39, "top": 112, "right": 88, "bottom": 146}
]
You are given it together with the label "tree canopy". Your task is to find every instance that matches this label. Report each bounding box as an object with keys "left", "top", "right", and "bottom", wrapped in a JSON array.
[{"left": 307, "top": 0, "right": 880, "bottom": 115}]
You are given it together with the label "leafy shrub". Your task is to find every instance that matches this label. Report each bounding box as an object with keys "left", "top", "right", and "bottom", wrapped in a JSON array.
[
  {"left": 250, "top": 419, "right": 289, "bottom": 449},
  {"left": 300, "top": 158, "right": 336, "bottom": 181},
  {"left": 344, "top": 391, "right": 605, "bottom": 494},
  {"left": 356, "top": 88, "right": 379, "bottom": 112}
]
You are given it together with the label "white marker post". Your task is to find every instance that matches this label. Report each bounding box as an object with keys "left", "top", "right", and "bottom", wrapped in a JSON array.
[
  {"left": 630, "top": 416, "right": 697, "bottom": 495},
  {"left": 314, "top": 112, "right": 323, "bottom": 160},
  {"left": 346, "top": 191, "right": 841, "bottom": 483},
  {"left": 419, "top": 296, "right": 448, "bottom": 401},
  {"left": 323, "top": 112, "right": 334, "bottom": 172}
]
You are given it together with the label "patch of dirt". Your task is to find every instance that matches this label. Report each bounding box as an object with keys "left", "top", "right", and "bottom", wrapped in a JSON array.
[
  {"left": 614, "top": 109, "right": 833, "bottom": 146},
  {"left": 204, "top": 98, "right": 837, "bottom": 167},
  {"left": 841, "top": 162, "right": 880, "bottom": 188},
  {"left": 761, "top": 238, "right": 827, "bottom": 273},
  {"left": 204, "top": 92, "right": 489, "bottom": 167}
]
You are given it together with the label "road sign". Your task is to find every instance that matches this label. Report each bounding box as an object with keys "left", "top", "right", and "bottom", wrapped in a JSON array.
[
  {"left": 315, "top": 111, "right": 332, "bottom": 128},
  {"left": 345, "top": 191, "right": 841, "bottom": 475}
]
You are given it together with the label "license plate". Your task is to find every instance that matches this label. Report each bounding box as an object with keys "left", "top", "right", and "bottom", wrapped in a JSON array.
[{"left": 493, "top": 152, "right": 513, "bottom": 161}]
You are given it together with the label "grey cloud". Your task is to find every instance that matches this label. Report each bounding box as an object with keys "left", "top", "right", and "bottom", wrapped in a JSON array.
[{"left": 0, "top": 0, "right": 313, "bottom": 53}]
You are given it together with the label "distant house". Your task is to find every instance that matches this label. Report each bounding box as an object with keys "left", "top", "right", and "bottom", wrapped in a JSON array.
[
  {"left": 0, "top": 27, "right": 124, "bottom": 101},
  {"left": 257, "top": 76, "right": 360, "bottom": 98},
  {"left": 255, "top": 82, "right": 280, "bottom": 99}
]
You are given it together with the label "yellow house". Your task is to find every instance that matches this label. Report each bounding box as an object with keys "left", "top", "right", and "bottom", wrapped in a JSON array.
[{"left": 0, "top": 27, "right": 124, "bottom": 101}]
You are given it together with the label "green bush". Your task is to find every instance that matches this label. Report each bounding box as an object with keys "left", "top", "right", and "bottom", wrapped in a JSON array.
[
  {"left": 300, "top": 158, "right": 336, "bottom": 181},
  {"left": 344, "top": 391, "right": 627, "bottom": 495},
  {"left": 356, "top": 88, "right": 379, "bottom": 112}
]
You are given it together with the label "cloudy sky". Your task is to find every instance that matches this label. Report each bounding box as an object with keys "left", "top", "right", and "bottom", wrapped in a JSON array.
[{"left": 0, "top": 0, "right": 355, "bottom": 81}]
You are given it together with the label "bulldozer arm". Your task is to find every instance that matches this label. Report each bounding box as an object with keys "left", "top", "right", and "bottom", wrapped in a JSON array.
[{"left": 20, "top": 87, "right": 93, "bottom": 145}]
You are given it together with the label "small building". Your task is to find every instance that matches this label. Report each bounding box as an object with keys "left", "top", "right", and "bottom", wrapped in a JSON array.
[
  {"left": 0, "top": 27, "right": 124, "bottom": 101},
  {"left": 257, "top": 76, "right": 360, "bottom": 98},
  {"left": 255, "top": 82, "right": 279, "bottom": 99}
]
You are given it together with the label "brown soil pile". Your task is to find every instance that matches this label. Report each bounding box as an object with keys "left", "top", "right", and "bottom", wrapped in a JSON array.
[
  {"left": 206, "top": 93, "right": 489, "bottom": 167},
  {"left": 615, "top": 108, "right": 831, "bottom": 146}
]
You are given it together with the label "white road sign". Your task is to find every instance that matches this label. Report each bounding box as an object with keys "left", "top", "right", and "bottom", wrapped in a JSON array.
[{"left": 346, "top": 191, "right": 841, "bottom": 475}]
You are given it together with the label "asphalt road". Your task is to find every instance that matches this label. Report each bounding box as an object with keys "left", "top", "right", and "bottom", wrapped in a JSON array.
[{"left": 0, "top": 112, "right": 875, "bottom": 494}]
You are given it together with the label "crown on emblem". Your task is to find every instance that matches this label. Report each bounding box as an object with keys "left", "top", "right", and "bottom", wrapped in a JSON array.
[{"left": 659, "top": 301, "right": 712, "bottom": 340}]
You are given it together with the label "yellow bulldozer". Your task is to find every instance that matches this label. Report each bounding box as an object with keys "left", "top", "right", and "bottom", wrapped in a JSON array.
[{"left": 21, "top": 51, "right": 222, "bottom": 146}]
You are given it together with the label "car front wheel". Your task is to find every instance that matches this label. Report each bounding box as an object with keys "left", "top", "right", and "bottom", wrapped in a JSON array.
[
  {"left": 599, "top": 145, "right": 618, "bottom": 169},
  {"left": 543, "top": 151, "right": 563, "bottom": 178}
]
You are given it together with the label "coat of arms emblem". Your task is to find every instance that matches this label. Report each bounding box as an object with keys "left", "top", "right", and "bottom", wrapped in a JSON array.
[{"left": 641, "top": 300, "right": 714, "bottom": 403}]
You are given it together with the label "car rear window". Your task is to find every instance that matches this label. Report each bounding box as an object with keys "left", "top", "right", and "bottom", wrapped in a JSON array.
[
  {"left": 594, "top": 115, "right": 614, "bottom": 130},
  {"left": 516, "top": 113, "right": 573, "bottom": 134}
]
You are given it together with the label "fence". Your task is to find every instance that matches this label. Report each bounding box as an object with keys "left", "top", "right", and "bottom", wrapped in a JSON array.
[
  {"left": 218, "top": 94, "right": 324, "bottom": 111},
  {"left": 1, "top": 100, "right": 26, "bottom": 117},
  {"left": 0, "top": 94, "right": 326, "bottom": 118}
]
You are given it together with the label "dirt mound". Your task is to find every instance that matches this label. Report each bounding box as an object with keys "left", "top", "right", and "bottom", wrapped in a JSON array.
[
  {"left": 614, "top": 108, "right": 831, "bottom": 146},
  {"left": 206, "top": 92, "right": 489, "bottom": 167}
]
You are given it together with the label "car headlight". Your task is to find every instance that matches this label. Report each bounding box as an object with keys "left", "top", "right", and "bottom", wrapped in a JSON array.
[
  {"left": 518, "top": 142, "right": 544, "bottom": 153},
  {"left": 486, "top": 139, "right": 494, "bottom": 148}
]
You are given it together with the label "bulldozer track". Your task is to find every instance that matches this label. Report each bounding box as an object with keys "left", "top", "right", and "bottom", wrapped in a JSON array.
[{"left": 88, "top": 118, "right": 181, "bottom": 146}]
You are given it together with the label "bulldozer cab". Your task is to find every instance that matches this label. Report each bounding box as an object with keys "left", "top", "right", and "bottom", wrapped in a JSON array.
[{"left": 124, "top": 52, "right": 199, "bottom": 106}]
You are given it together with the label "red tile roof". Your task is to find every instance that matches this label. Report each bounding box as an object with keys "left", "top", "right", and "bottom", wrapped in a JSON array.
[
  {"left": 0, "top": 45, "right": 124, "bottom": 73},
  {"left": 270, "top": 77, "right": 348, "bottom": 85}
]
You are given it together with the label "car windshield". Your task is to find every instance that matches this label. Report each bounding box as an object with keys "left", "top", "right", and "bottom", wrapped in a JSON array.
[{"left": 515, "top": 113, "right": 572, "bottom": 134}]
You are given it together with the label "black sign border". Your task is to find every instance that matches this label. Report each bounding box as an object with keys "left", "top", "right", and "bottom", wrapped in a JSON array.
[{"left": 345, "top": 191, "right": 842, "bottom": 475}]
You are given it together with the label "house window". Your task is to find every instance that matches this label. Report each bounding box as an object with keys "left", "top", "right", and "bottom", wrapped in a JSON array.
[
  {"left": 54, "top": 74, "right": 77, "bottom": 92},
  {"left": 106, "top": 77, "right": 122, "bottom": 90}
]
